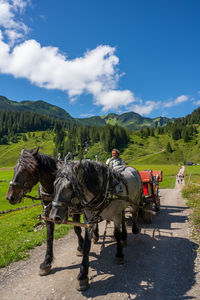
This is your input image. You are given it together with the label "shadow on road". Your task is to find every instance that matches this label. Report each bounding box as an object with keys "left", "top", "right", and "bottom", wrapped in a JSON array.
[{"left": 77, "top": 205, "right": 198, "bottom": 299}]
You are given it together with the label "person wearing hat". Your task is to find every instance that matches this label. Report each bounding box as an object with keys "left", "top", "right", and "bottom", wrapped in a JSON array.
[{"left": 106, "top": 148, "right": 125, "bottom": 168}]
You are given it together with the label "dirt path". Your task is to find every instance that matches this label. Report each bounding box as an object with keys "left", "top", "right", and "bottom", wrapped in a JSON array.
[{"left": 0, "top": 177, "right": 200, "bottom": 299}]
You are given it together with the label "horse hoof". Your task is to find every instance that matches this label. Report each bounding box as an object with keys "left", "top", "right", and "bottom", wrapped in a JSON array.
[
  {"left": 114, "top": 256, "right": 124, "bottom": 264},
  {"left": 76, "top": 278, "right": 89, "bottom": 291},
  {"left": 39, "top": 266, "right": 51, "bottom": 276},
  {"left": 76, "top": 249, "right": 83, "bottom": 256},
  {"left": 92, "top": 236, "right": 99, "bottom": 244},
  {"left": 121, "top": 240, "right": 127, "bottom": 248}
]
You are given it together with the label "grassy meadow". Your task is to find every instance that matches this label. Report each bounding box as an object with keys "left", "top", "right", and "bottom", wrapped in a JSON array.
[
  {"left": 0, "top": 132, "right": 72, "bottom": 267},
  {"left": 0, "top": 205, "right": 72, "bottom": 268},
  {"left": 0, "top": 167, "right": 72, "bottom": 267},
  {"left": 0, "top": 131, "right": 54, "bottom": 167}
]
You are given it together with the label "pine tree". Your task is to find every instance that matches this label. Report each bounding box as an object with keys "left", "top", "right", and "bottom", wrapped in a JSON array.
[{"left": 166, "top": 142, "right": 173, "bottom": 153}]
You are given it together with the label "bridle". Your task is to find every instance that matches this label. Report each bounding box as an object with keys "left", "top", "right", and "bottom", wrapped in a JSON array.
[{"left": 9, "top": 167, "right": 42, "bottom": 201}]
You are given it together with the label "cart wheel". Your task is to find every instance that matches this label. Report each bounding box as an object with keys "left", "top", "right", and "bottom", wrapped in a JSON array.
[{"left": 143, "top": 203, "right": 153, "bottom": 224}]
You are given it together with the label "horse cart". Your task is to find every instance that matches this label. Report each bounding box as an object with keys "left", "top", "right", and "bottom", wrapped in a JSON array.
[{"left": 139, "top": 169, "right": 162, "bottom": 223}]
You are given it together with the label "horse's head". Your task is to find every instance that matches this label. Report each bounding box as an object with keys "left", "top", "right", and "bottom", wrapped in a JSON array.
[
  {"left": 49, "top": 160, "right": 107, "bottom": 224},
  {"left": 6, "top": 148, "right": 40, "bottom": 204},
  {"left": 49, "top": 174, "right": 74, "bottom": 224}
]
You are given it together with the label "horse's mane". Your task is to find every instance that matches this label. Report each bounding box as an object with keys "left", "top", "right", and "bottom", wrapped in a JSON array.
[
  {"left": 19, "top": 149, "right": 59, "bottom": 174},
  {"left": 57, "top": 160, "right": 113, "bottom": 202},
  {"left": 36, "top": 152, "right": 59, "bottom": 173}
]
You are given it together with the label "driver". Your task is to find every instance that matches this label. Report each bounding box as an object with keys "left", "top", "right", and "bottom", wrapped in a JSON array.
[{"left": 106, "top": 148, "right": 125, "bottom": 168}]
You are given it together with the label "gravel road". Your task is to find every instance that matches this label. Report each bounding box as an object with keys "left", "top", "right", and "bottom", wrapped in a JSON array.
[{"left": 0, "top": 177, "right": 200, "bottom": 300}]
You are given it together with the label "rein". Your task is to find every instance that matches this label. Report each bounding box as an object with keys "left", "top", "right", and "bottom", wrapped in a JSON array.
[
  {"left": 24, "top": 194, "right": 42, "bottom": 201},
  {"left": 9, "top": 180, "right": 42, "bottom": 201}
]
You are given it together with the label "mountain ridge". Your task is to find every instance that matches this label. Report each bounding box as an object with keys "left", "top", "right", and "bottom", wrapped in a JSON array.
[
  {"left": 0, "top": 96, "right": 73, "bottom": 121},
  {"left": 0, "top": 95, "right": 170, "bottom": 130}
]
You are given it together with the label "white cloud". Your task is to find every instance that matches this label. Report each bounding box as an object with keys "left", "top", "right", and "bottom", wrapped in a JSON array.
[
  {"left": 164, "top": 100, "right": 173, "bottom": 108},
  {"left": 174, "top": 95, "right": 189, "bottom": 104},
  {"left": 4, "top": 29, "right": 23, "bottom": 45},
  {"left": 0, "top": 38, "right": 136, "bottom": 111},
  {"left": 130, "top": 100, "right": 161, "bottom": 115},
  {"left": 0, "top": 0, "right": 29, "bottom": 43},
  {"left": 0, "top": 30, "right": 3, "bottom": 40},
  {"left": 79, "top": 113, "right": 94, "bottom": 118},
  {"left": 12, "top": 0, "right": 28, "bottom": 12},
  {"left": 95, "top": 90, "right": 135, "bottom": 111},
  {"left": 192, "top": 100, "right": 200, "bottom": 106},
  {"left": 164, "top": 94, "right": 189, "bottom": 108}
]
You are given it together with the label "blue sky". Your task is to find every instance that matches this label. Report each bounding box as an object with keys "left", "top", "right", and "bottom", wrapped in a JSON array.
[{"left": 0, "top": 0, "right": 199, "bottom": 119}]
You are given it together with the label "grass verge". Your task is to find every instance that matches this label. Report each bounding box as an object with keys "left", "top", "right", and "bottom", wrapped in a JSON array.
[
  {"left": 0, "top": 205, "right": 72, "bottom": 268},
  {"left": 182, "top": 184, "right": 200, "bottom": 250}
]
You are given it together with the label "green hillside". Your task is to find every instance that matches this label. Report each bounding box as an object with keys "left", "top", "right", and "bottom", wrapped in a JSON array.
[
  {"left": 76, "top": 116, "right": 105, "bottom": 126},
  {"left": 76, "top": 112, "right": 170, "bottom": 130},
  {"left": 2, "top": 126, "right": 200, "bottom": 168},
  {"left": 0, "top": 131, "right": 55, "bottom": 167},
  {"left": 0, "top": 96, "right": 74, "bottom": 121},
  {"left": 83, "top": 128, "right": 200, "bottom": 166}
]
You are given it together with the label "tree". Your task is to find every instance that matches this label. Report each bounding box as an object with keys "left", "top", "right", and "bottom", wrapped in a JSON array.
[
  {"left": 172, "top": 128, "right": 181, "bottom": 140},
  {"left": 150, "top": 128, "right": 155, "bottom": 137},
  {"left": 22, "top": 133, "right": 28, "bottom": 142},
  {"left": 166, "top": 142, "right": 173, "bottom": 153},
  {"left": 183, "top": 129, "right": 189, "bottom": 143}
]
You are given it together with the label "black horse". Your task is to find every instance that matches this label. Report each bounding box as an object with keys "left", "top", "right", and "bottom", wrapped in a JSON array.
[
  {"left": 6, "top": 148, "right": 94, "bottom": 275},
  {"left": 49, "top": 159, "right": 142, "bottom": 291}
]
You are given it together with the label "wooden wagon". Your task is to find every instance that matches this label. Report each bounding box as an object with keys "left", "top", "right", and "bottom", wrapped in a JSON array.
[{"left": 139, "top": 169, "right": 162, "bottom": 223}]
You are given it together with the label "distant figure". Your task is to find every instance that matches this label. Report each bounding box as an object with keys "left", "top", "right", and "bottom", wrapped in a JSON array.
[{"left": 106, "top": 148, "right": 125, "bottom": 168}]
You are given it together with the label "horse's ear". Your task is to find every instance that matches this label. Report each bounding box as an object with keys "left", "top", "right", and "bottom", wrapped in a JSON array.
[
  {"left": 31, "top": 147, "right": 39, "bottom": 156},
  {"left": 73, "top": 159, "right": 82, "bottom": 172},
  {"left": 21, "top": 148, "right": 25, "bottom": 155}
]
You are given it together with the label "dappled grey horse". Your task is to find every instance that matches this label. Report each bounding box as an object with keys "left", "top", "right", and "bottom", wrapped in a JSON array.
[{"left": 49, "top": 159, "right": 142, "bottom": 291}]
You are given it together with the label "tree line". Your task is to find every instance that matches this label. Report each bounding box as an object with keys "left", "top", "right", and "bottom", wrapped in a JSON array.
[
  {"left": 155, "top": 119, "right": 198, "bottom": 142},
  {"left": 54, "top": 123, "right": 129, "bottom": 159},
  {"left": 0, "top": 110, "right": 71, "bottom": 144}
]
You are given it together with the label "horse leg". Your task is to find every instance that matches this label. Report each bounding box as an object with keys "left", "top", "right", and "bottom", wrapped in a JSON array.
[
  {"left": 121, "top": 210, "right": 127, "bottom": 247},
  {"left": 92, "top": 223, "right": 99, "bottom": 244},
  {"left": 73, "top": 214, "right": 84, "bottom": 256},
  {"left": 114, "top": 222, "right": 124, "bottom": 264},
  {"left": 39, "top": 221, "right": 54, "bottom": 276},
  {"left": 76, "top": 217, "right": 91, "bottom": 291},
  {"left": 132, "top": 204, "right": 140, "bottom": 234}
]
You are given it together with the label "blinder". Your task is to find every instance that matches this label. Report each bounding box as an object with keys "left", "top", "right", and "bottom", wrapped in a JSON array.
[
  {"left": 9, "top": 180, "right": 32, "bottom": 194},
  {"left": 9, "top": 180, "right": 25, "bottom": 189}
]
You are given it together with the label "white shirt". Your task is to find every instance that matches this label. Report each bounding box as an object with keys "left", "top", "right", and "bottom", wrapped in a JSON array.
[{"left": 106, "top": 157, "right": 125, "bottom": 168}]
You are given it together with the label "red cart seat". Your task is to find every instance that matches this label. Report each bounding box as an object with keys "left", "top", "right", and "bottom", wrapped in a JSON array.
[{"left": 139, "top": 170, "right": 153, "bottom": 183}]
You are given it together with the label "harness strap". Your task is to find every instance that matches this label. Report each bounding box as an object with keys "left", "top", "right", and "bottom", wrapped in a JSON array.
[{"left": 23, "top": 194, "right": 42, "bottom": 201}]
